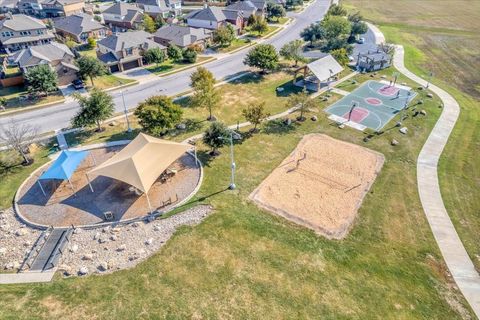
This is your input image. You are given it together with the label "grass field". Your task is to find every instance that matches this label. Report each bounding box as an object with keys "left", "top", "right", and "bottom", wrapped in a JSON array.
[
  {"left": 0, "top": 67, "right": 474, "bottom": 318},
  {"left": 344, "top": 0, "right": 480, "bottom": 272},
  {"left": 89, "top": 75, "right": 136, "bottom": 90},
  {"left": 144, "top": 57, "right": 213, "bottom": 75},
  {"left": 0, "top": 86, "right": 64, "bottom": 111}
]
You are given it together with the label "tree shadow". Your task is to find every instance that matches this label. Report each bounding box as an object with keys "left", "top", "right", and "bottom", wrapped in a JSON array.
[
  {"left": 262, "top": 118, "right": 298, "bottom": 135},
  {"left": 275, "top": 79, "right": 305, "bottom": 98}
]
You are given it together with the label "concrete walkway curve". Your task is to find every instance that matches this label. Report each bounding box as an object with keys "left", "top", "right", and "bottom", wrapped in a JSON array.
[{"left": 367, "top": 23, "right": 480, "bottom": 317}]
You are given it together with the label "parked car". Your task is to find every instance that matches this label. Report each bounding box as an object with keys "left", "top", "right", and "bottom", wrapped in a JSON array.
[
  {"left": 358, "top": 37, "right": 365, "bottom": 44},
  {"left": 72, "top": 79, "right": 85, "bottom": 90}
]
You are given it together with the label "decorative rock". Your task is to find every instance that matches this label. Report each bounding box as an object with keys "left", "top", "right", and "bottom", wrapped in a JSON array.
[
  {"left": 12, "top": 261, "right": 20, "bottom": 269},
  {"left": 131, "top": 222, "right": 140, "bottom": 228},
  {"left": 110, "top": 235, "right": 117, "bottom": 241},
  {"left": 93, "top": 232, "right": 100, "bottom": 240},
  {"left": 145, "top": 238, "right": 153, "bottom": 245},
  {"left": 82, "top": 254, "right": 93, "bottom": 261},
  {"left": 73, "top": 228, "right": 81, "bottom": 234},
  {"left": 399, "top": 127, "right": 408, "bottom": 134},
  {"left": 153, "top": 225, "right": 161, "bottom": 232},
  {"left": 284, "top": 118, "right": 292, "bottom": 126},
  {"left": 70, "top": 244, "right": 79, "bottom": 253},
  {"left": 15, "top": 229, "right": 27, "bottom": 236},
  {"left": 381, "top": 75, "right": 387, "bottom": 79},
  {"left": 78, "top": 266, "right": 89, "bottom": 275},
  {"left": 60, "top": 264, "right": 73, "bottom": 276},
  {"left": 0, "top": 248, "right": 6, "bottom": 255},
  {"left": 391, "top": 139, "right": 399, "bottom": 146},
  {"left": 102, "top": 226, "right": 111, "bottom": 233},
  {"left": 98, "top": 261, "right": 109, "bottom": 272},
  {"left": 311, "top": 115, "right": 318, "bottom": 121},
  {"left": 338, "top": 124, "right": 345, "bottom": 129},
  {"left": 117, "top": 244, "right": 126, "bottom": 252},
  {"left": 420, "top": 110, "right": 427, "bottom": 115},
  {"left": 98, "top": 237, "right": 107, "bottom": 244},
  {"left": 147, "top": 215, "right": 155, "bottom": 223},
  {"left": 401, "top": 82, "right": 407, "bottom": 86},
  {"left": 109, "top": 121, "right": 117, "bottom": 127},
  {"left": 137, "top": 248, "right": 146, "bottom": 255},
  {"left": 426, "top": 93, "right": 433, "bottom": 98},
  {"left": 176, "top": 123, "right": 186, "bottom": 130}
]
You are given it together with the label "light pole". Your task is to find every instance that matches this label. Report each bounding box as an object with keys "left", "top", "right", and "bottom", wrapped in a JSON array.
[
  {"left": 425, "top": 71, "right": 433, "bottom": 89},
  {"left": 223, "top": 130, "right": 236, "bottom": 190},
  {"left": 121, "top": 90, "right": 131, "bottom": 133}
]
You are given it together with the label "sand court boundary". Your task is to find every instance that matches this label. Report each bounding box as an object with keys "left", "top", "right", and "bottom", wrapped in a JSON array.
[{"left": 250, "top": 134, "right": 385, "bottom": 239}]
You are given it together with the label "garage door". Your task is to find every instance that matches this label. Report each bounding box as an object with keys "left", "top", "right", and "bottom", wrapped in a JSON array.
[
  {"left": 109, "top": 64, "right": 120, "bottom": 73},
  {"left": 123, "top": 60, "right": 140, "bottom": 71}
]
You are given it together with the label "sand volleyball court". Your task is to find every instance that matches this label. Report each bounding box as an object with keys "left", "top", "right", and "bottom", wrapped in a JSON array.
[{"left": 250, "top": 134, "right": 384, "bottom": 239}]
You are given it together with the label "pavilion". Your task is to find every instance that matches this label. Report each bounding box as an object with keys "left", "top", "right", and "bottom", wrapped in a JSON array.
[{"left": 293, "top": 54, "right": 344, "bottom": 91}]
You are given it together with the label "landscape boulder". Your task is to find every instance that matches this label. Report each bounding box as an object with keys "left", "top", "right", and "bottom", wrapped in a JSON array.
[
  {"left": 78, "top": 266, "right": 89, "bottom": 275},
  {"left": 399, "top": 127, "right": 408, "bottom": 134}
]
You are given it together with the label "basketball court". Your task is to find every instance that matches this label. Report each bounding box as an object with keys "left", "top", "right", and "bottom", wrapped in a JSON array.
[{"left": 325, "top": 80, "right": 417, "bottom": 131}]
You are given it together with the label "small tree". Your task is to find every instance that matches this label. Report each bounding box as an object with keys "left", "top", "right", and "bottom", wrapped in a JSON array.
[
  {"left": 242, "top": 102, "right": 270, "bottom": 131},
  {"left": 71, "top": 88, "right": 114, "bottom": 131},
  {"left": 202, "top": 121, "right": 229, "bottom": 155},
  {"left": 326, "top": 4, "right": 347, "bottom": 16},
  {"left": 167, "top": 44, "right": 183, "bottom": 62},
  {"left": 348, "top": 12, "right": 363, "bottom": 23},
  {"left": 0, "top": 120, "right": 39, "bottom": 165},
  {"left": 144, "top": 47, "right": 165, "bottom": 66},
  {"left": 134, "top": 96, "right": 183, "bottom": 136},
  {"left": 244, "top": 44, "right": 279, "bottom": 73},
  {"left": 285, "top": 90, "right": 316, "bottom": 121},
  {"left": 213, "top": 24, "right": 236, "bottom": 47},
  {"left": 349, "top": 21, "right": 368, "bottom": 43},
  {"left": 330, "top": 48, "right": 350, "bottom": 66},
  {"left": 190, "top": 67, "right": 220, "bottom": 120},
  {"left": 87, "top": 36, "right": 96, "bottom": 49},
  {"left": 76, "top": 56, "right": 107, "bottom": 86},
  {"left": 250, "top": 16, "right": 269, "bottom": 34},
  {"left": 155, "top": 15, "right": 165, "bottom": 29},
  {"left": 266, "top": 2, "right": 286, "bottom": 21},
  {"left": 24, "top": 64, "right": 58, "bottom": 96},
  {"left": 280, "top": 39, "right": 306, "bottom": 66},
  {"left": 321, "top": 15, "right": 351, "bottom": 40},
  {"left": 183, "top": 47, "right": 197, "bottom": 63},
  {"left": 0, "top": 97, "right": 6, "bottom": 110},
  {"left": 300, "top": 23, "right": 325, "bottom": 47},
  {"left": 142, "top": 14, "right": 156, "bottom": 33}
]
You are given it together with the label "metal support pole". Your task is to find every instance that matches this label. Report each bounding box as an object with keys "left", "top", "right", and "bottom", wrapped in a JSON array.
[
  {"left": 37, "top": 180, "right": 46, "bottom": 196},
  {"left": 86, "top": 174, "right": 94, "bottom": 192},
  {"left": 122, "top": 91, "right": 131, "bottom": 133}
]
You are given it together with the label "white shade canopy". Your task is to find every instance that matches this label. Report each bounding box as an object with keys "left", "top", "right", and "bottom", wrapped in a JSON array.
[
  {"left": 88, "top": 133, "right": 192, "bottom": 193},
  {"left": 307, "top": 54, "right": 344, "bottom": 82}
]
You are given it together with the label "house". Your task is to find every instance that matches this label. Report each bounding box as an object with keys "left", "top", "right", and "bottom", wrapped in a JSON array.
[
  {"left": 0, "top": 0, "right": 19, "bottom": 13},
  {"left": 186, "top": 6, "right": 243, "bottom": 32},
  {"left": 226, "top": 0, "right": 264, "bottom": 19},
  {"left": 153, "top": 24, "right": 212, "bottom": 49},
  {"left": 97, "top": 30, "right": 166, "bottom": 72},
  {"left": 293, "top": 54, "right": 343, "bottom": 91},
  {"left": 136, "top": 0, "right": 181, "bottom": 18},
  {"left": 18, "top": 0, "right": 44, "bottom": 16},
  {"left": 0, "top": 14, "right": 54, "bottom": 52},
  {"left": 9, "top": 41, "right": 78, "bottom": 85},
  {"left": 103, "top": 2, "right": 143, "bottom": 32},
  {"left": 41, "top": 0, "right": 85, "bottom": 18},
  {"left": 54, "top": 12, "right": 108, "bottom": 43},
  {"left": 356, "top": 49, "right": 392, "bottom": 72}
]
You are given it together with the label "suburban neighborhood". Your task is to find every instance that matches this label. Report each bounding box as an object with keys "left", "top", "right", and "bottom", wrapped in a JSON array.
[{"left": 0, "top": 0, "right": 479, "bottom": 319}]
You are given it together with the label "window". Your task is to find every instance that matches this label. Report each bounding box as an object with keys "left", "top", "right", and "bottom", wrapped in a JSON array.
[
  {"left": 37, "top": 30, "right": 43, "bottom": 35},
  {"left": 1, "top": 31, "right": 14, "bottom": 37}
]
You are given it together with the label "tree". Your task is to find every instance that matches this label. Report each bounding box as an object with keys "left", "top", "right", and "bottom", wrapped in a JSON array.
[
  {"left": 142, "top": 14, "right": 156, "bottom": 33},
  {"left": 243, "top": 44, "right": 279, "bottom": 73},
  {"left": 348, "top": 12, "right": 363, "bottom": 23},
  {"left": 286, "top": 0, "right": 303, "bottom": 8},
  {"left": 0, "top": 97, "right": 6, "bottom": 110},
  {"left": 144, "top": 47, "right": 165, "bottom": 66},
  {"left": 183, "top": 47, "right": 197, "bottom": 63},
  {"left": 300, "top": 23, "right": 325, "bottom": 46},
  {"left": 134, "top": 96, "right": 183, "bottom": 136},
  {"left": 24, "top": 64, "right": 58, "bottom": 96},
  {"left": 326, "top": 4, "right": 347, "bottom": 16},
  {"left": 213, "top": 24, "right": 236, "bottom": 47},
  {"left": 155, "top": 15, "right": 165, "bottom": 29},
  {"left": 202, "top": 121, "right": 229, "bottom": 155},
  {"left": 285, "top": 90, "right": 316, "bottom": 120},
  {"left": 87, "top": 36, "right": 96, "bottom": 49},
  {"left": 321, "top": 16, "right": 351, "bottom": 40},
  {"left": 0, "top": 120, "right": 39, "bottom": 165},
  {"left": 76, "top": 56, "right": 107, "bottom": 86},
  {"left": 71, "top": 88, "right": 114, "bottom": 131},
  {"left": 242, "top": 102, "right": 270, "bottom": 131},
  {"left": 266, "top": 2, "right": 286, "bottom": 21},
  {"left": 190, "top": 67, "right": 220, "bottom": 120},
  {"left": 330, "top": 48, "right": 349, "bottom": 66},
  {"left": 280, "top": 39, "right": 306, "bottom": 66},
  {"left": 250, "top": 16, "right": 269, "bottom": 34},
  {"left": 349, "top": 21, "right": 368, "bottom": 43},
  {"left": 167, "top": 44, "right": 183, "bottom": 62}
]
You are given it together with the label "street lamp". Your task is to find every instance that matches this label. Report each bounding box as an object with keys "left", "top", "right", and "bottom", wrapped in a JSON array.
[
  {"left": 223, "top": 130, "right": 236, "bottom": 190},
  {"left": 121, "top": 90, "right": 131, "bottom": 133},
  {"left": 425, "top": 71, "right": 433, "bottom": 89}
]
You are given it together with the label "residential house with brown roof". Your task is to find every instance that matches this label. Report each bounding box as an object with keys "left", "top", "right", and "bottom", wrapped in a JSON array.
[
  {"left": 103, "top": 2, "right": 143, "bottom": 32},
  {"left": 153, "top": 24, "right": 212, "bottom": 49},
  {"left": 54, "top": 12, "right": 108, "bottom": 43},
  {"left": 186, "top": 6, "right": 243, "bottom": 32},
  {"left": 136, "top": 0, "right": 181, "bottom": 18},
  {"left": 42, "top": 0, "right": 85, "bottom": 18}
]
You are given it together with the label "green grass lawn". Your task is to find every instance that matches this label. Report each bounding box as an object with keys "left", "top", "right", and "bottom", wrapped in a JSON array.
[
  {"left": 215, "top": 38, "right": 251, "bottom": 53},
  {"left": 345, "top": 0, "right": 480, "bottom": 272},
  {"left": 0, "top": 66, "right": 473, "bottom": 318},
  {"left": 77, "top": 48, "right": 97, "bottom": 58},
  {"left": 87, "top": 74, "right": 135, "bottom": 91},
  {"left": 246, "top": 26, "right": 279, "bottom": 38},
  {"left": 144, "top": 57, "right": 213, "bottom": 75},
  {"left": 0, "top": 86, "right": 64, "bottom": 111}
]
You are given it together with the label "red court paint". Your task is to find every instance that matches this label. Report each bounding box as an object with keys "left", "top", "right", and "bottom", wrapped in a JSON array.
[
  {"left": 343, "top": 107, "right": 369, "bottom": 123},
  {"left": 378, "top": 85, "right": 399, "bottom": 96},
  {"left": 365, "top": 97, "right": 382, "bottom": 105}
]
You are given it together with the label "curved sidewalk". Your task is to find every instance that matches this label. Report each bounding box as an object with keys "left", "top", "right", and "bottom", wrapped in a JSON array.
[{"left": 393, "top": 43, "right": 480, "bottom": 317}]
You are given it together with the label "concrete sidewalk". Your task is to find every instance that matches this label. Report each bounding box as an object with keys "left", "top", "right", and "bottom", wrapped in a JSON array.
[{"left": 0, "top": 271, "right": 55, "bottom": 284}]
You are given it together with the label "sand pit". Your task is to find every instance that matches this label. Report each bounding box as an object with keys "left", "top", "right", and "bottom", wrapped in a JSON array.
[{"left": 250, "top": 134, "right": 384, "bottom": 239}]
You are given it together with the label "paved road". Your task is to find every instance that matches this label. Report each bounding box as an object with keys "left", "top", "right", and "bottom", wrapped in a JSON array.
[{"left": 0, "top": 0, "right": 331, "bottom": 135}]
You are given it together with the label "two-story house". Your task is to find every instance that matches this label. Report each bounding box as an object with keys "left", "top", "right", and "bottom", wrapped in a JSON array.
[
  {"left": 97, "top": 30, "right": 166, "bottom": 72},
  {"left": 153, "top": 24, "right": 212, "bottom": 50},
  {"left": 0, "top": 13, "right": 55, "bottom": 52},
  {"left": 136, "top": 0, "right": 181, "bottom": 19},
  {"left": 9, "top": 41, "right": 79, "bottom": 85},
  {"left": 18, "top": 0, "right": 44, "bottom": 17},
  {"left": 42, "top": 0, "right": 85, "bottom": 18},
  {"left": 0, "top": 0, "right": 19, "bottom": 14},
  {"left": 102, "top": 2, "right": 143, "bottom": 32},
  {"left": 54, "top": 12, "right": 108, "bottom": 43},
  {"left": 186, "top": 6, "right": 243, "bottom": 32}
]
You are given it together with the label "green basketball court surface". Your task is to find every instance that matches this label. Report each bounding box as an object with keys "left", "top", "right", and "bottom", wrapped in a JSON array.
[{"left": 325, "top": 80, "right": 417, "bottom": 131}]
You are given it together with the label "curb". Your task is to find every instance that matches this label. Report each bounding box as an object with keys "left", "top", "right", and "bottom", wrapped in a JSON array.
[
  {"left": 155, "top": 57, "right": 217, "bottom": 77},
  {"left": 0, "top": 97, "right": 66, "bottom": 118}
]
